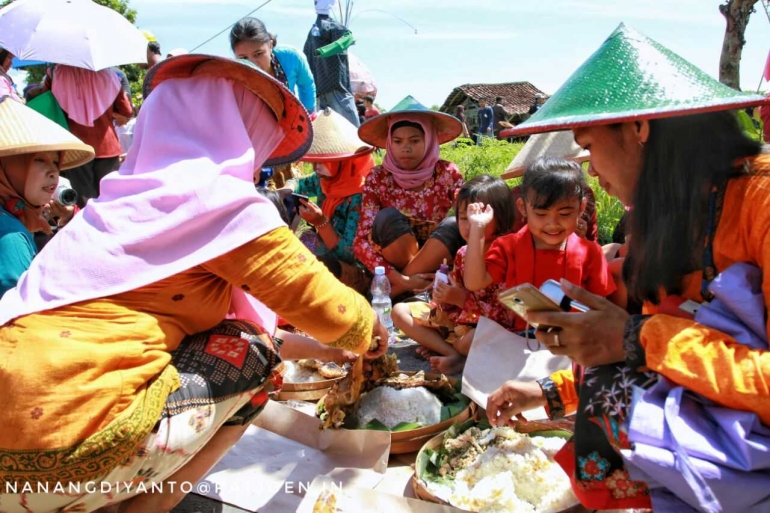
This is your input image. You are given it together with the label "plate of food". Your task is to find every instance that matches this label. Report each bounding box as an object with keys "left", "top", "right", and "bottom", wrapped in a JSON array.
[
  {"left": 413, "top": 418, "right": 586, "bottom": 513},
  {"left": 316, "top": 355, "right": 476, "bottom": 454},
  {"left": 276, "top": 359, "right": 348, "bottom": 401}
]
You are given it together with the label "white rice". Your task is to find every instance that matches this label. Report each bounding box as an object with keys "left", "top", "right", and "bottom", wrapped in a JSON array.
[
  {"left": 429, "top": 428, "right": 577, "bottom": 513},
  {"left": 353, "top": 386, "right": 442, "bottom": 429},
  {"left": 281, "top": 361, "right": 325, "bottom": 383}
]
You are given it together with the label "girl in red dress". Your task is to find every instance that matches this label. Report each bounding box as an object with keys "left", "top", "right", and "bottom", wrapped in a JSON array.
[{"left": 464, "top": 157, "right": 615, "bottom": 332}]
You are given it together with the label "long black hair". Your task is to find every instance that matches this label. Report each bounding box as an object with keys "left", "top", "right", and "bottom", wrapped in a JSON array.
[
  {"left": 456, "top": 174, "right": 514, "bottom": 236},
  {"left": 230, "top": 17, "right": 277, "bottom": 51},
  {"left": 624, "top": 110, "right": 761, "bottom": 304}
]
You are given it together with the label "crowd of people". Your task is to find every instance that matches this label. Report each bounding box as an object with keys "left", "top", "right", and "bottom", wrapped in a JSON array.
[{"left": 0, "top": 2, "right": 769, "bottom": 512}]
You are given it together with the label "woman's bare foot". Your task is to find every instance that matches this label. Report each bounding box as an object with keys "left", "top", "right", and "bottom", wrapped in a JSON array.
[
  {"left": 430, "top": 354, "right": 465, "bottom": 375},
  {"left": 415, "top": 347, "right": 438, "bottom": 359}
]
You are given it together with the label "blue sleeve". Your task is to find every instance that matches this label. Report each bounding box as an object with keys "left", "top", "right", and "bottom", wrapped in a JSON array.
[
  {"left": 331, "top": 194, "right": 362, "bottom": 263},
  {"left": 0, "top": 232, "right": 36, "bottom": 298},
  {"left": 294, "top": 50, "right": 317, "bottom": 112}
]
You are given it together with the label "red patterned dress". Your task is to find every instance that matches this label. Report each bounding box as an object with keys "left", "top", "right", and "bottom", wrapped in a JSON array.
[
  {"left": 447, "top": 245, "right": 517, "bottom": 330},
  {"left": 353, "top": 160, "right": 464, "bottom": 273}
]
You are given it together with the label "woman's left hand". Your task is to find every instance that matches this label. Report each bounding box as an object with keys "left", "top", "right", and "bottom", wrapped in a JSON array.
[
  {"left": 525, "top": 280, "right": 629, "bottom": 367},
  {"left": 298, "top": 198, "right": 326, "bottom": 226}
]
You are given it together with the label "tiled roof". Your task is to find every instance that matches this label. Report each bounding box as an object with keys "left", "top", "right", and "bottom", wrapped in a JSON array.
[{"left": 439, "top": 82, "right": 547, "bottom": 116}]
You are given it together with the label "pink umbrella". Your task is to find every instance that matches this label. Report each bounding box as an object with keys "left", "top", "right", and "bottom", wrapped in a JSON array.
[
  {"left": 348, "top": 51, "right": 377, "bottom": 103},
  {"left": 0, "top": 0, "right": 147, "bottom": 71}
]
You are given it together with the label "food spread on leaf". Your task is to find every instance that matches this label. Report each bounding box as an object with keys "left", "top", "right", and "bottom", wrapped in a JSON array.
[
  {"left": 317, "top": 355, "right": 470, "bottom": 431},
  {"left": 416, "top": 419, "right": 579, "bottom": 513}
]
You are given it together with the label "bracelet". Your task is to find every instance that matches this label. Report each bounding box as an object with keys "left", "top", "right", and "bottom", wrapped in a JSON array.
[{"left": 315, "top": 217, "right": 330, "bottom": 229}]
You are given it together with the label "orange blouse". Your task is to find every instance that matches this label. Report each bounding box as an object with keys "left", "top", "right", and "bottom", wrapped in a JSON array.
[
  {"left": 547, "top": 166, "right": 770, "bottom": 422},
  {"left": 0, "top": 227, "right": 372, "bottom": 486}
]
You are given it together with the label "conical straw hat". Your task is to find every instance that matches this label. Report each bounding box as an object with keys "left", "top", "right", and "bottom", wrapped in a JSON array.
[
  {"left": 302, "top": 107, "right": 373, "bottom": 162},
  {"left": 503, "top": 23, "right": 770, "bottom": 137},
  {"left": 144, "top": 54, "right": 312, "bottom": 167},
  {"left": 0, "top": 95, "right": 94, "bottom": 170},
  {"left": 501, "top": 131, "right": 589, "bottom": 180},
  {"left": 358, "top": 95, "right": 462, "bottom": 148}
]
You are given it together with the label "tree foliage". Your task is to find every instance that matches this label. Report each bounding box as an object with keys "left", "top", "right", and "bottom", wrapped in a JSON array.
[{"left": 0, "top": 0, "right": 145, "bottom": 104}]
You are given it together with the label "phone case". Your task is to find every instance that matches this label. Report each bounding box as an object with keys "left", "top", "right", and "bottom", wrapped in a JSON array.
[{"left": 498, "top": 284, "right": 562, "bottom": 328}]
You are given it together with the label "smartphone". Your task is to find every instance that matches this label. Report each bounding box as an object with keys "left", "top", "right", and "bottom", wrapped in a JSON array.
[
  {"left": 540, "top": 279, "right": 590, "bottom": 313},
  {"left": 498, "top": 281, "right": 590, "bottom": 329},
  {"left": 498, "top": 284, "right": 563, "bottom": 329}
]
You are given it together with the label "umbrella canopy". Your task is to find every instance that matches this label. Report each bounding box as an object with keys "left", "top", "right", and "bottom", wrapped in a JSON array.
[{"left": 0, "top": 0, "right": 147, "bottom": 71}]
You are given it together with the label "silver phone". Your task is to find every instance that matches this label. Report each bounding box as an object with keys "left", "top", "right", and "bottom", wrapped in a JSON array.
[{"left": 539, "top": 279, "right": 590, "bottom": 313}]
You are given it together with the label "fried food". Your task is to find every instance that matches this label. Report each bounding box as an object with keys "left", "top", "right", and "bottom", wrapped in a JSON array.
[{"left": 312, "top": 489, "right": 338, "bottom": 513}]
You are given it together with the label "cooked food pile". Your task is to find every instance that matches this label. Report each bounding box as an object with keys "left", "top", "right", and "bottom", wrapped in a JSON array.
[
  {"left": 318, "top": 355, "right": 468, "bottom": 431},
  {"left": 419, "top": 421, "right": 578, "bottom": 513}
]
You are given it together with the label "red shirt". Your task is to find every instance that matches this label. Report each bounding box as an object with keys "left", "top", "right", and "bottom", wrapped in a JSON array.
[
  {"left": 66, "top": 91, "right": 133, "bottom": 159},
  {"left": 485, "top": 226, "right": 615, "bottom": 330},
  {"left": 364, "top": 107, "right": 380, "bottom": 119}
]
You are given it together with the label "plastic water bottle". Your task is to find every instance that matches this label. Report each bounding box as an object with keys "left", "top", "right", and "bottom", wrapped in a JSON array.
[
  {"left": 371, "top": 266, "right": 396, "bottom": 345},
  {"left": 311, "top": 23, "right": 321, "bottom": 37}
]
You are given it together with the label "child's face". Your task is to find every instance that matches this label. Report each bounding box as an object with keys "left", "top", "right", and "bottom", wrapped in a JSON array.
[
  {"left": 390, "top": 126, "right": 426, "bottom": 170},
  {"left": 518, "top": 194, "right": 585, "bottom": 250},
  {"left": 458, "top": 201, "right": 496, "bottom": 242}
]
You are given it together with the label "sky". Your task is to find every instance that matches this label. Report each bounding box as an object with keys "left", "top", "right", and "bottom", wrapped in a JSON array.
[{"left": 16, "top": 0, "right": 770, "bottom": 109}]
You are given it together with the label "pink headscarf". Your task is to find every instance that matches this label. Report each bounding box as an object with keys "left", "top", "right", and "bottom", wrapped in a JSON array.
[
  {"left": 52, "top": 65, "right": 122, "bottom": 127},
  {"left": 382, "top": 114, "right": 440, "bottom": 189},
  {"left": 0, "top": 77, "right": 286, "bottom": 332}
]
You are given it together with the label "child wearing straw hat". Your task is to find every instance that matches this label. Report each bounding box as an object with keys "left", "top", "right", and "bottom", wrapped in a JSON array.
[
  {"left": 0, "top": 95, "right": 94, "bottom": 296},
  {"left": 283, "top": 107, "right": 375, "bottom": 295}
]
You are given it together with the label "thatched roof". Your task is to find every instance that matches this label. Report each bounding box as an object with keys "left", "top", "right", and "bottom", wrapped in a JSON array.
[{"left": 439, "top": 82, "right": 547, "bottom": 118}]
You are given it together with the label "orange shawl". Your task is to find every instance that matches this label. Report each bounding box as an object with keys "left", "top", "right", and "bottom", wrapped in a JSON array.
[{"left": 320, "top": 153, "right": 374, "bottom": 219}]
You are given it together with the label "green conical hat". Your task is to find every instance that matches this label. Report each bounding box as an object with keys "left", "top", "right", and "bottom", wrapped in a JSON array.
[
  {"left": 503, "top": 23, "right": 770, "bottom": 137},
  {"left": 358, "top": 95, "right": 462, "bottom": 148}
]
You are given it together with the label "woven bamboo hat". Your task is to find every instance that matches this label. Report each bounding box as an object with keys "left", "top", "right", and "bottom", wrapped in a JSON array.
[
  {"left": 302, "top": 107, "right": 373, "bottom": 162},
  {"left": 358, "top": 95, "right": 462, "bottom": 148},
  {"left": 144, "top": 54, "right": 312, "bottom": 167},
  {"left": 0, "top": 95, "right": 94, "bottom": 170},
  {"left": 502, "top": 23, "right": 770, "bottom": 137},
  {"left": 501, "top": 131, "right": 589, "bottom": 179}
]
